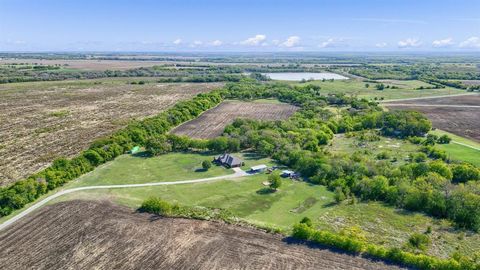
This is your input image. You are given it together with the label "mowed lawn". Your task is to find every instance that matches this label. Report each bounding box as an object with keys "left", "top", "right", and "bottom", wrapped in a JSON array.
[
  {"left": 58, "top": 170, "right": 480, "bottom": 259},
  {"left": 430, "top": 130, "right": 480, "bottom": 167},
  {"left": 68, "top": 152, "right": 232, "bottom": 187},
  {"left": 292, "top": 79, "right": 463, "bottom": 100},
  {"left": 68, "top": 151, "right": 274, "bottom": 187}
]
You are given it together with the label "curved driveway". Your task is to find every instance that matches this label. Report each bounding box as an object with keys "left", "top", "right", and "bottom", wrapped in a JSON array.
[{"left": 0, "top": 169, "right": 248, "bottom": 231}]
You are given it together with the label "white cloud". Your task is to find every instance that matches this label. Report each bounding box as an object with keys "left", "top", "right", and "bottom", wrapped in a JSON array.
[
  {"left": 319, "top": 38, "right": 344, "bottom": 48},
  {"left": 375, "top": 42, "right": 388, "bottom": 48},
  {"left": 210, "top": 40, "right": 223, "bottom": 46},
  {"left": 398, "top": 38, "right": 422, "bottom": 48},
  {"left": 280, "top": 36, "right": 300, "bottom": 47},
  {"left": 240, "top": 34, "right": 266, "bottom": 46},
  {"left": 271, "top": 39, "right": 280, "bottom": 45},
  {"left": 173, "top": 39, "right": 182, "bottom": 45},
  {"left": 432, "top": 38, "right": 454, "bottom": 48},
  {"left": 459, "top": 37, "right": 480, "bottom": 49}
]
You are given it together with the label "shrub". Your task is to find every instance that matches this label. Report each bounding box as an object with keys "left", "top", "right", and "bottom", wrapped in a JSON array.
[
  {"left": 202, "top": 160, "right": 212, "bottom": 170},
  {"left": 408, "top": 233, "right": 430, "bottom": 251},
  {"left": 139, "top": 197, "right": 174, "bottom": 216}
]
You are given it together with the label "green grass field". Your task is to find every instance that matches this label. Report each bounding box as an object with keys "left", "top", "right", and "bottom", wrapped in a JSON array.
[
  {"left": 430, "top": 130, "right": 480, "bottom": 167},
  {"left": 292, "top": 79, "right": 463, "bottom": 100},
  {"left": 67, "top": 152, "right": 273, "bottom": 187},
  {"left": 328, "top": 131, "right": 419, "bottom": 164}
]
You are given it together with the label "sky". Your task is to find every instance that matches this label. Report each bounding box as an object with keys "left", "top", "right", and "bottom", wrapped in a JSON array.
[{"left": 0, "top": 0, "right": 479, "bottom": 52}]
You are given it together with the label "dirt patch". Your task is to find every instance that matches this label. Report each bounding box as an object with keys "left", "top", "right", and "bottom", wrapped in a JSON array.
[
  {"left": 385, "top": 94, "right": 480, "bottom": 142},
  {"left": 171, "top": 101, "right": 298, "bottom": 139},
  {"left": 0, "top": 200, "right": 405, "bottom": 270},
  {"left": 0, "top": 81, "right": 222, "bottom": 185}
]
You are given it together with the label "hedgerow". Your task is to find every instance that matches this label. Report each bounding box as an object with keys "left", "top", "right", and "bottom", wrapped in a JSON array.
[{"left": 291, "top": 223, "right": 477, "bottom": 270}]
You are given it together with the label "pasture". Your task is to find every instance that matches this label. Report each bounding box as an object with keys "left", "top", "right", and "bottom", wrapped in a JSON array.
[{"left": 294, "top": 79, "right": 463, "bottom": 100}]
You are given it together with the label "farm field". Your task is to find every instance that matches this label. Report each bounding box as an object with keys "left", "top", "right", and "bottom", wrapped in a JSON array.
[
  {"left": 171, "top": 100, "right": 298, "bottom": 139},
  {"left": 385, "top": 94, "right": 480, "bottom": 142},
  {"left": 294, "top": 79, "right": 463, "bottom": 100},
  {"left": 0, "top": 200, "right": 405, "bottom": 270},
  {"left": 0, "top": 59, "right": 169, "bottom": 71},
  {"left": 55, "top": 171, "right": 480, "bottom": 260},
  {"left": 0, "top": 79, "right": 222, "bottom": 185}
]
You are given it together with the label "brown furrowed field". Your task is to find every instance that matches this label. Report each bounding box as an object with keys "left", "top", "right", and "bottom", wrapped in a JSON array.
[
  {"left": 0, "top": 200, "right": 405, "bottom": 270},
  {"left": 0, "top": 79, "right": 222, "bottom": 185},
  {"left": 385, "top": 94, "right": 480, "bottom": 142},
  {"left": 171, "top": 100, "right": 298, "bottom": 139}
]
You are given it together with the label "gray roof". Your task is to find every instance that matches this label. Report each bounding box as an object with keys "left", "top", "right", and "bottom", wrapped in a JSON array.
[{"left": 217, "top": 154, "right": 242, "bottom": 166}]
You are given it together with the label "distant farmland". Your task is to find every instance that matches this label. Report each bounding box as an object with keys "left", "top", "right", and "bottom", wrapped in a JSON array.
[
  {"left": 385, "top": 94, "right": 480, "bottom": 142},
  {"left": 0, "top": 79, "right": 222, "bottom": 185},
  {"left": 171, "top": 100, "right": 298, "bottom": 139}
]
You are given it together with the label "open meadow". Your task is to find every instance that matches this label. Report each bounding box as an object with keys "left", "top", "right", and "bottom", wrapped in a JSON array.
[{"left": 294, "top": 79, "right": 464, "bottom": 100}]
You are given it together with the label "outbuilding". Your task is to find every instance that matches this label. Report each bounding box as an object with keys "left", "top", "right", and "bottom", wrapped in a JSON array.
[
  {"left": 281, "top": 170, "right": 295, "bottom": 177},
  {"left": 250, "top": 164, "right": 268, "bottom": 173}
]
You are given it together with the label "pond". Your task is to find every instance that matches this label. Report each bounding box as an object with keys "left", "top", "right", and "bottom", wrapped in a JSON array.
[{"left": 262, "top": 72, "right": 349, "bottom": 81}]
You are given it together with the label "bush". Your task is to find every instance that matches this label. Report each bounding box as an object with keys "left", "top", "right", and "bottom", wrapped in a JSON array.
[
  {"left": 202, "top": 160, "right": 212, "bottom": 170},
  {"left": 437, "top": 134, "right": 451, "bottom": 144},
  {"left": 139, "top": 197, "right": 174, "bottom": 216},
  {"left": 408, "top": 233, "right": 430, "bottom": 251}
]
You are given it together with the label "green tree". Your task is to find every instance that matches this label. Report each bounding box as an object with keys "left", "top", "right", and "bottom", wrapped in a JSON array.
[
  {"left": 334, "top": 186, "right": 346, "bottom": 202},
  {"left": 437, "top": 134, "right": 451, "bottom": 144},
  {"left": 268, "top": 173, "right": 282, "bottom": 191}
]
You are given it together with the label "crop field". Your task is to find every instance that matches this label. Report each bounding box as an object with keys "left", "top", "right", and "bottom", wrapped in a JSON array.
[
  {"left": 0, "top": 79, "right": 222, "bottom": 186},
  {"left": 294, "top": 79, "right": 463, "bottom": 100},
  {"left": 384, "top": 94, "right": 480, "bottom": 142},
  {"left": 0, "top": 200, "right": 405, "bottom": 270},
  {"left": 171, "top": 100, "right": 298, "bottom": 139},
  {"left": 460, "top": 80, "right": 480, "bottom": 86}
]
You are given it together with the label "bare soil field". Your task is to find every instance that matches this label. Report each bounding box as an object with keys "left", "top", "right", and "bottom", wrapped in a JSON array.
[
  {"left": 0, "top": 200, "right": 405, "bottom": 270},
  {"left": 460, "top": 80, "right": 480, "bottom": 86},
  {"left": 385, "top": 94, "right": 480, "bottom": 142},
  {"left": 0, "top": 80, "right": 222, "bottom": 185},
  {"left": 172, "top": 101, "right": 298, "bottom": 139},
  {"left": 0, "top": 59, "right": 166, "bottom": 70}
]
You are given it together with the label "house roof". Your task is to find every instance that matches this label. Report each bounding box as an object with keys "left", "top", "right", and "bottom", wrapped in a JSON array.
[{"left": 217, "top": 154, "right": 242, "bottom": 166}]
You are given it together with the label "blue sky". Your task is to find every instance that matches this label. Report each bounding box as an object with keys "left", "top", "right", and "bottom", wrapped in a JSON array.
[{"left": 0, "top": 0, "right": 479, "bottom": 51}]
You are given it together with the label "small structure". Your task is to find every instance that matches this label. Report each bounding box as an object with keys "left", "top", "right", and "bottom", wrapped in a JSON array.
[
  {"left": 129, "top": 146, "right": 140, "bottom": 154},
  {"left": 250, "top": 164, "right": 268, "bottom": 173},
  {"left": 213, "top": 153, "right": 243, "bottom": 168},
  {"left": 281, "top": 170, "right": 295, "bottom": 177}
]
